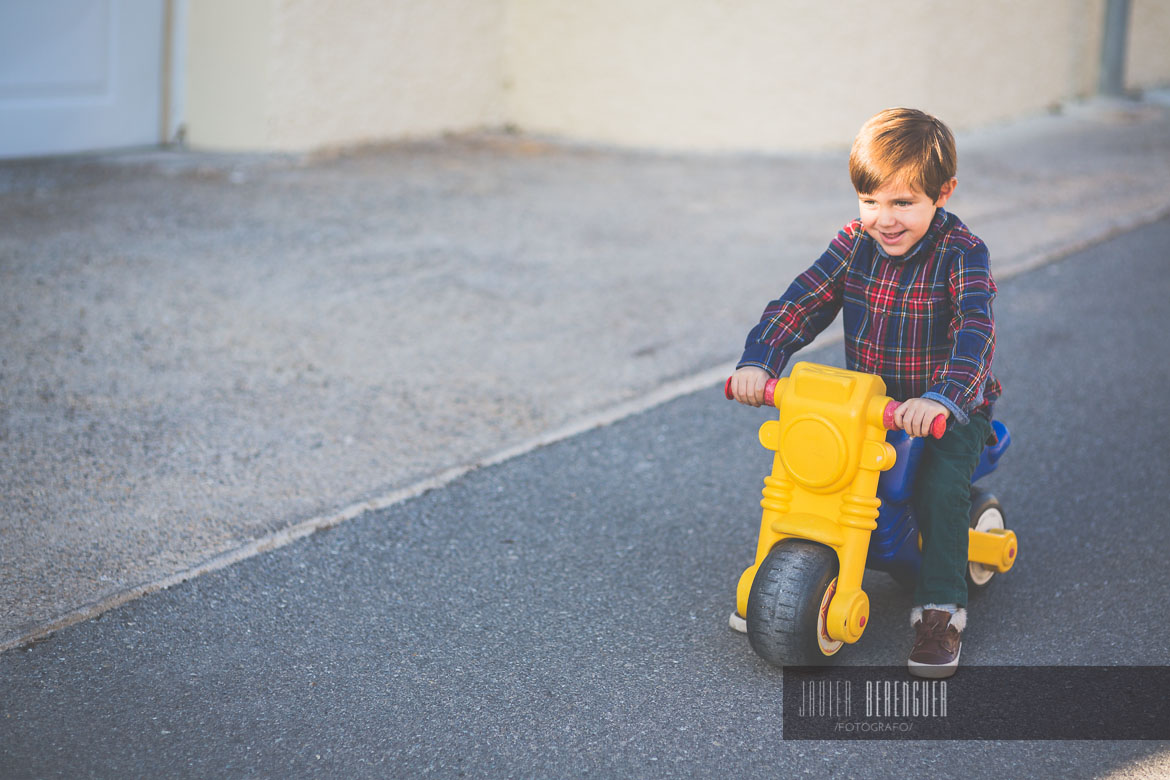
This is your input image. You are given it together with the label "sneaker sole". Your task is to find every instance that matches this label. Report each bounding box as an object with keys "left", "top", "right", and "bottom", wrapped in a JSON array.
[{"left": 907, "top": 646, "right": 960, "bottom": 679}]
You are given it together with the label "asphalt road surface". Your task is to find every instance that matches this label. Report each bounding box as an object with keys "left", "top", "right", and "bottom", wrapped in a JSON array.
[{"left": 3, "top": 220, "right": 1169, "bottom": 778}]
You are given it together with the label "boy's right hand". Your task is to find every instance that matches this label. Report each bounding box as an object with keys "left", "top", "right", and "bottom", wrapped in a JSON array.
[{"left": 729, "top": 366, "right": 772, "bottom": 407}]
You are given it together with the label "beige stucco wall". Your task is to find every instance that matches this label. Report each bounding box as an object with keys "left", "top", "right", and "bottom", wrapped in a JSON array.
[
  {"left": 185, "top": 0, "right": 273, "bottom": 150},
  {"left": 184, "top": 0, "right": 1170, "bottom": 154},
  {"left": 504, "top": 0, "right": 1109, "bottom": 152},
  {"left": 1129, "top": 0, "right": 1170, "bottom": 90},
  {"left": 185, "top": 0, "right": 507, "bottom": 151}
]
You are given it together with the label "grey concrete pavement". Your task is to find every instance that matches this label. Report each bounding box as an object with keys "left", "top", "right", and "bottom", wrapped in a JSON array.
[
  {"left": 2, "top": 218, "right": 1169, "bottom": 777},
  {"left": 3, "top": 95, "right": 1170, "bottom": 650}
]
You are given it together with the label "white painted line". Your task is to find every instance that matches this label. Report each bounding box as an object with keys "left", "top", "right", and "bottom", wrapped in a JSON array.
[
  {"left": 1, "top": 363, "right": 754, "bottom": 653},
  {"left": 996, "top": 204, "right": 1170, "bottom": 282}
]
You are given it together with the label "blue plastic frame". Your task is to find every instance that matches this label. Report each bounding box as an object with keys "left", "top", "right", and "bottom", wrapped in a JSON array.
[{"left": 866, "top": 420, "right": 1011, "bottom": 581}]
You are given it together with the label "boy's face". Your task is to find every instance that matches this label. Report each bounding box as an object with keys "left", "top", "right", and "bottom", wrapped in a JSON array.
[{"left": 857, "top": 178, "right": 956, "bottom": 257}]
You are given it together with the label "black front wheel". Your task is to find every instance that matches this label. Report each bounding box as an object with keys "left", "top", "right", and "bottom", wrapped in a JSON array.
[{"left": 746, "top": 540, "right": 843, "bottom": 667}]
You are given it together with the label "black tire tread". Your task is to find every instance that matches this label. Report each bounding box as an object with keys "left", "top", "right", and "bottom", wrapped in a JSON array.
[{"left": 746, "top": 540, "right": 839, "bottom": 667}]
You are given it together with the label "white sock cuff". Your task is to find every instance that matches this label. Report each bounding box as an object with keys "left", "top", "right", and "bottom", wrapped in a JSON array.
[
  {"left": 911, "top": 605, "right": 967, "bottom": 632},
  {"left": 950, "top": 608, "right": 967, "bottom": 632}
]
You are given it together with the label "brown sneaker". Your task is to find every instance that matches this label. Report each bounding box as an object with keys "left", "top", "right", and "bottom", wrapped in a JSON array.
[{"left": 907, "top": 607, "right": 966, "bottom": 679}]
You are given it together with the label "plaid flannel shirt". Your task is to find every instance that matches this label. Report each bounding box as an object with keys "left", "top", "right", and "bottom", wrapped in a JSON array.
[{"left": 738, "top": 208, "right": 1001, "bottom": 425}]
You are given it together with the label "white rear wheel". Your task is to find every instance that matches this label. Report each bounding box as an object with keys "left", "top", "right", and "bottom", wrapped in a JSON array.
[{"left": 968, "top": 492, "right": 1005, "bottom": 587}]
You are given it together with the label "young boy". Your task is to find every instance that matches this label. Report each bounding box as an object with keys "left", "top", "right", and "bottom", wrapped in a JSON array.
[{"left": 728, "top": 108, "right": 1001, "bottom": 678}]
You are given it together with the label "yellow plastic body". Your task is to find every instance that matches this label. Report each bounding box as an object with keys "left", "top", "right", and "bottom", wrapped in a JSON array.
[{"left": 735, "top": 362, "right": 897, "bottom": 644}]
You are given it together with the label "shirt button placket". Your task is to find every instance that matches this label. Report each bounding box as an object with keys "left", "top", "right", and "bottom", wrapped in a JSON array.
[{"left": 870, "top": 266, "right": 894, "bottom": 373}]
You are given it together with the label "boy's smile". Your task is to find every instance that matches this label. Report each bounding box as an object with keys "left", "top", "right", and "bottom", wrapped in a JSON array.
[{"left": 858, "top": 178, "right": 956, "bottom": 257}]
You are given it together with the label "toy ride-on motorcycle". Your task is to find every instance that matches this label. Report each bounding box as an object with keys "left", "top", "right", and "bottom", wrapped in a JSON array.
[{"left": 724, "top": 361, "right": 1017, "bottom": 666}]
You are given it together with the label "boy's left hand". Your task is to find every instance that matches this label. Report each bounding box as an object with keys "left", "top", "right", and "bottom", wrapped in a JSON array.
[{"left": 893, "top": 397, "right": 950, "bottom": 438}]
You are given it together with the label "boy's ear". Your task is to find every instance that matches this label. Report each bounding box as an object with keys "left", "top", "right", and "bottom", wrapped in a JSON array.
[{"left": 934, "top": 177, "right": 958, "bottom": 207}]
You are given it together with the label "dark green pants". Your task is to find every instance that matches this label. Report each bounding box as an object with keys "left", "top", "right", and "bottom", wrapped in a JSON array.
[{"left": 912, "top": 414, "right": 993, "bottom": 608}]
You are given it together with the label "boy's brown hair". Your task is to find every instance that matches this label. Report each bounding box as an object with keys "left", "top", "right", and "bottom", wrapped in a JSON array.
[{"left": 849, "top": 108, "right": 957, "bottom": 201}]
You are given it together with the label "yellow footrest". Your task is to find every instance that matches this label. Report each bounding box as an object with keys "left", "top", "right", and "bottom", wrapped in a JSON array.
[{"left": 968, "top": 527, "right": 1018, "bottom": 573}]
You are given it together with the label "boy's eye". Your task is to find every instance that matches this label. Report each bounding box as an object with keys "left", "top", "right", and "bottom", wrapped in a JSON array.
[{"left": 895, "top": 200, "right": 913, "bottom": 207}]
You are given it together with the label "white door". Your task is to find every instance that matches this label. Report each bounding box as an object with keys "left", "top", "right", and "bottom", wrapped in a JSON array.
[{"left": 0, "top": 0, "right": 167, "bottom": 159}]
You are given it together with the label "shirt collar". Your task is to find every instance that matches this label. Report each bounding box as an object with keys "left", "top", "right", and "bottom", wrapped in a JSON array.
[{"left": 873, "top": 207, "right": 951, "bottom": 263}]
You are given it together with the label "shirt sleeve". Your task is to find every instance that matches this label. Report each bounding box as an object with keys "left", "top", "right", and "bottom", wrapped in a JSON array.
[
  {"left": 737, "top": 222, "right": 857, "bottom": 377},
  {"left": 925, "top": 241, "right": 997, "bottom": 424}
]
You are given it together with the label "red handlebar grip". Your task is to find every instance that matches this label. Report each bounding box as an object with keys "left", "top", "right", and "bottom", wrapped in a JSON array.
[
  {"left": 883, "top": 401, "right": 947, "bottom": 438},
  {"left": 724, "top": 377, "right": 780, "bottom": 406},
  {"left": 931, "top": 415, "right": 947, "bottom": 438}
]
